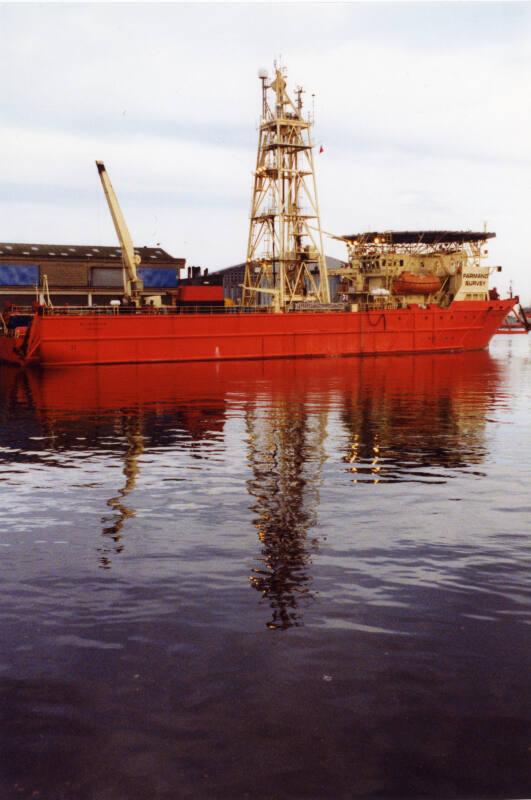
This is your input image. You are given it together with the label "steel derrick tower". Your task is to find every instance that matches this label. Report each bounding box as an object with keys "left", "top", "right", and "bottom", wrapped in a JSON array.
[{"left": 242, "top": 66, "right": 330, "bottom": 309}]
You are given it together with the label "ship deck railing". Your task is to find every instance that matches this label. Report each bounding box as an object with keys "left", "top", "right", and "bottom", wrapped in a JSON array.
[
  {"left": 2, "top": 300, "right": 415, "bottom": 318},
  {"left": 4, "top": 304, "right": 356, "bottom": 317},
  {"left": 37, "top": 305, "right": 273, "bottom": 316}
]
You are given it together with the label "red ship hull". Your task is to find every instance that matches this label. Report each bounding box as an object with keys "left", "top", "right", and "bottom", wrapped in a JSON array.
[{"left": 0, "top": 299, "right": 515, "bottom": 368}]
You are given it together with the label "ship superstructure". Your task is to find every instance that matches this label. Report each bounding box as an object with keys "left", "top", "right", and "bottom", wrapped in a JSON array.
[
  {"left": 242, "top": 66, "right": 330, "bottom": 309},
  {"left": 331, "top": 230, "right": 500, "bottom": 309}
]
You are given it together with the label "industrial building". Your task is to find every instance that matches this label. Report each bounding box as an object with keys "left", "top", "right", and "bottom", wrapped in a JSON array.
[{"left": 0, "top": 242, "right": 185, "bottom": 307}]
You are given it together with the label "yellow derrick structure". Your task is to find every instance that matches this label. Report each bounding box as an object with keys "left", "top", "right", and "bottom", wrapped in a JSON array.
[{"left": 242, "top": 66, "right": 330, "bottom": 310}]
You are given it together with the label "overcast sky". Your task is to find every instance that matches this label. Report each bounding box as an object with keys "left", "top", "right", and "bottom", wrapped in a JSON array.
[{"left": 2, "top": 2, "right": 531, "bottom": 302}]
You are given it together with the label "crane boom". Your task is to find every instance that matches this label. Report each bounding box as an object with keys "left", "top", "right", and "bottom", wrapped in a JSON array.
[{"left": 95, "top": 160, "right": 143, "bottom": 301}]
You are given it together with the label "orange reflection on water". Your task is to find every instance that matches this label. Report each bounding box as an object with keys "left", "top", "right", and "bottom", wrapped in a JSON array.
[{"left": 0, "top": 350, "right": 502, "bottom": 622}]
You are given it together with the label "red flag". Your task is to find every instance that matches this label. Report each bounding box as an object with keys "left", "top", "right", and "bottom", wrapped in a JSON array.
[{"left": 319, "top": 145, "right": 324, "bottom": 154}]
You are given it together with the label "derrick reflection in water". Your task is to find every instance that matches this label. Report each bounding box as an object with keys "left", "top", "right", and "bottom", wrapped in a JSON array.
[
  {"left": 246, "top": 398, "right": 327, "bottom": 630},
  {"left": 99, "top": 415, "right": 143, "bottom": 568}
]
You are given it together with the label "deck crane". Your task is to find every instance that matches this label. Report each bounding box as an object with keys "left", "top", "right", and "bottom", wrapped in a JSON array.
[{"left": 96, "top": 160, "right": 144, "bottom": 305}]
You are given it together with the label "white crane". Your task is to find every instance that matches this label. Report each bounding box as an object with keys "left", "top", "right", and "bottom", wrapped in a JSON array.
[{"left": 96, "top": 160, "right": 144, "bottom": 305}]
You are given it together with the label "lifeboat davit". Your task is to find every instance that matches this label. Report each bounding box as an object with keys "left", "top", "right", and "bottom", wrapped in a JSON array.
[{"left": 393, "top": 272, "right": 442, "bottom": 295}]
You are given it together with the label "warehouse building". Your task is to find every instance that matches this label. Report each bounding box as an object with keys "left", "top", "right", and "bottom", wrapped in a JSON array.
[{"left": 0, "top": 242, "right": 185, "bottom": 307}]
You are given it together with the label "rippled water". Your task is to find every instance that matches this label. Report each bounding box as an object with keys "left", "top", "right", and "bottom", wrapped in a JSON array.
[{"left": 0, "top": 336, "right": 530, "bottom": 799}]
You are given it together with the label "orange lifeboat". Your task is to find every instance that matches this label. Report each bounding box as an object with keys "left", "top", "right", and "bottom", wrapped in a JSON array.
[{"left": 393, "top": 271, "right": 442, "bottom": 295}]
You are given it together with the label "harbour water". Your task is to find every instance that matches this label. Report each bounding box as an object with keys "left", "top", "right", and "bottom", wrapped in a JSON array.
[{"left": 0, "top": 335, "right": 530, "bottom": 799}]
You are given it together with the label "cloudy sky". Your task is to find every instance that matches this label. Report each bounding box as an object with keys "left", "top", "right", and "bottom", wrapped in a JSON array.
[{"left": 2, "top": 2, "right": 531, "bottom": 302}]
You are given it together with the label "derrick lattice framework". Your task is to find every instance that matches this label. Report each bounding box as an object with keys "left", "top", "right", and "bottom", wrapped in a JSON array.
[{"left": 242, "top": 67, "right": 330, "bottom": 309}]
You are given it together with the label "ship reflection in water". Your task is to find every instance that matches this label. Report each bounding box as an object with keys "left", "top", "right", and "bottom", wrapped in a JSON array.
[
  {"left": 340, "top": 352, "right": 499, "bottom": 484},
  {"left": 0, "top": 350, "right": 501, "bottom": 619},
  {"left": 1, "top": 342, "right": 530, "bottom": 799}
]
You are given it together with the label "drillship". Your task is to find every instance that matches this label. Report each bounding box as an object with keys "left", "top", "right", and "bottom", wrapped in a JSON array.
[{"left": 0, "top": 66, "right": 519, "bottom": 368}]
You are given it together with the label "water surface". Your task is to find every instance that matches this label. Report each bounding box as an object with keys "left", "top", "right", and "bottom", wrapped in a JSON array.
[{"left": 0, "top": 336, "right": 530, "bottom": 799}]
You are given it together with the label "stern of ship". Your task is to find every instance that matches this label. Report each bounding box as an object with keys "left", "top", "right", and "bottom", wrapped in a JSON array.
[{"left": 0, "top": 313, "right": 41, "bottom": 367}]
